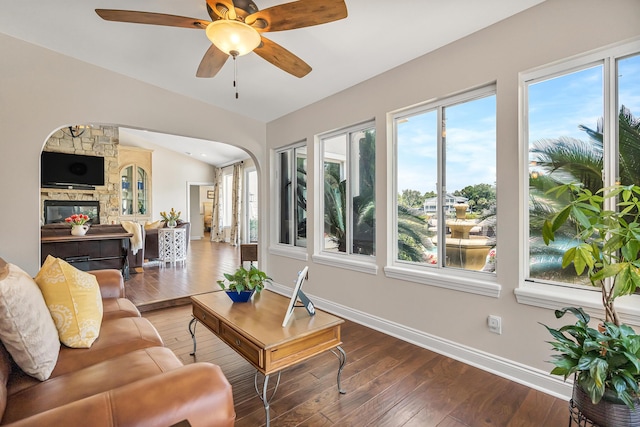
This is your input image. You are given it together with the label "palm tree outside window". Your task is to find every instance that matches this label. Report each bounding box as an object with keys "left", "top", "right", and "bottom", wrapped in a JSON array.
[
  {"left": 320, "top": 123, "right": 376, "bottom": 256},
  {"left": 525, "top": 49, "right": 640, "bottom": 287}
]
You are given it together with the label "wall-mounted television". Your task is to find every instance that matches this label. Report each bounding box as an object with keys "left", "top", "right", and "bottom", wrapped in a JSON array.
[{"left": 41, "top": 151, "right": 105, "bottom": 189}]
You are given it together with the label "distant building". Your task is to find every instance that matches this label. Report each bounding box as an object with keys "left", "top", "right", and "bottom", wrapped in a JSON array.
[{"left": 423, "top": 194, "right": 468, "bottom": 215}]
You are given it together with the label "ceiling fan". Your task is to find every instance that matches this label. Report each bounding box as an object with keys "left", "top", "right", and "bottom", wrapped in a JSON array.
[{"left": 96, "top": 0, "right": 348, "bottom": 79}]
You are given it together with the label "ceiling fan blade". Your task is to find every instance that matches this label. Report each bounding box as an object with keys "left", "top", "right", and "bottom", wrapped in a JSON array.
[
  {"left": 254, "top": 37, "right": 311, "bottom": 78},
  {"left": 196, "top": 44, "right": 229, "bottom": 78},
  {"left": 246, "top": 0, "right": 347, "bottom": 32},
  {"left": 96, "top": 9, "right": 210, "bottom": 29},
  {"left": 205, "top": 0, "right": 238, "bottom": 20}
]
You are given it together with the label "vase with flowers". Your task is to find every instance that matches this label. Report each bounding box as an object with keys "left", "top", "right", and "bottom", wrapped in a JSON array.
[
  {"left": 65, "top": 214, "right": 91, "bottom": 236},
  {"left": 160, "top": 208, "right": 181, "bottom": 228}
]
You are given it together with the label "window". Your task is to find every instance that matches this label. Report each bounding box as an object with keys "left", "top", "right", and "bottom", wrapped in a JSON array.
[
  {"left": 525, "top": 48, "right": 640, "bottom": 288},
  {"left": 320, "top": 122, "right": 376, "bottom": 257},
  {"left": 276, "top": 143, "right": 307, "bottom": 248},
  {"left": 393, "top": 86, "right": 497, "bottom": 275}
]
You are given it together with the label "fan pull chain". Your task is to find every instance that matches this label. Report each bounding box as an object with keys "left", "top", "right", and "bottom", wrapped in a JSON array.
[
  {"left": 231, "top": 50, "right": 239, "bottom": 99},
  {"left": 234, "top": 55, "right": 238, "bottom": 99}
]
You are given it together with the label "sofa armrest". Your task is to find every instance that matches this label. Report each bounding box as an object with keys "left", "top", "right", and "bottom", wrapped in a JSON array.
[
  {"left": 88, "top": 269, "right": 125, "bottom": 299},
  {"left": 6, "top": 363, "right": 235, "bottom": 427}
]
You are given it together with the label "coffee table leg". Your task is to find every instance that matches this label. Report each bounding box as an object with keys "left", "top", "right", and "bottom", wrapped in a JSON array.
[
  {"left": 188, "top": 317, "right": 198, "bottom": 356},
  {"left": 331, "top": 346, "right": 347, "bottom": 394},
  {"left": 254, "top": 371, "right": 281, "bottom": 427}
]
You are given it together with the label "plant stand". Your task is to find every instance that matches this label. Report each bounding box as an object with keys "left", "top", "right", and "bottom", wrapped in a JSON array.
[
  {"left": 569, "top": 399, "right": 599, "bottom": 427},
  {"left": 570, "top": 382, "right": 640, "bottom": 427}
]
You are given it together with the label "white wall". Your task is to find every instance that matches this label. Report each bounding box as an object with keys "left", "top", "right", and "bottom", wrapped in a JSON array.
[
  {"left": 117, "top": 137, "right": 218, "bottom": 227},
  {"left": 265, "top": 0, "right": 640, "bottom": 399}
]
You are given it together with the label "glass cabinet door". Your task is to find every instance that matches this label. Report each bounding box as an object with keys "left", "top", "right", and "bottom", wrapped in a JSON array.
[
  {"left": 120, "top": 165, "right": 149, "bottom": 218},
  {"left": 120, "top": 166, "right": 134, "bottom": 215},
  {"left": 136, "top": 166, "right": 148, "bottom": 215}
]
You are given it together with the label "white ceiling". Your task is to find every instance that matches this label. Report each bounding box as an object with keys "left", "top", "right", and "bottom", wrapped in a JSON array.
[
  {"left": 119, "top": 127, "right": 250, "bottom": 167},
  {"left": 1, "top": 0, "right": 544, "bottom": 165}
]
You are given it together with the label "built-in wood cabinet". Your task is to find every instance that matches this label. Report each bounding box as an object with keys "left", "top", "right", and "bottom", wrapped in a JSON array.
[{"left": 118, "top": 146, "right": 152, "bottom": 223}]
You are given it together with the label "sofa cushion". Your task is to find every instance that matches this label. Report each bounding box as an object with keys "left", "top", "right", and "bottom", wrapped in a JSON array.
[
  {"left": 50, "top": 317, "right": 163, "bottom": 378},
  {"left": 35, "top": 256, "right": 103, "bottom": 348},
  {"left": 4, "top": 363, "right": 236, "bottom": 427},
  {"left": 0, "top": 261, "right": 59, "bottom": 381},
  {"left": 2, "top": 346, "right": 183, "bottom": 424},
  {"left": 102, "top": 298, "right": 140, "bottom": 321},
  {"left": 6, "top": 316, "right": 163, "bottom": 395}
]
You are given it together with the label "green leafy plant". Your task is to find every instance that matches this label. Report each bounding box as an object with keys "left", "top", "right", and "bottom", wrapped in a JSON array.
[
  {"left": 542, "top": 307, "right": 640, "bottom": 408},
  {"left": 541, "top": 183, "right": 640, "bottom": 408},
  {"left": 542, "top": 183, "right": 640, "bottom": 325},
  {"left": 217, "top": 266, "right": 272, "bottom": 294}
]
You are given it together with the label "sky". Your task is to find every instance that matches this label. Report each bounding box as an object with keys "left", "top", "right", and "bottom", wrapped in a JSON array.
[
  {"left": 396, "top": 53, "right": 640, "bottom": 196},
  {"left": 396, "top": 94, "right": 496, "bottom": 195}
]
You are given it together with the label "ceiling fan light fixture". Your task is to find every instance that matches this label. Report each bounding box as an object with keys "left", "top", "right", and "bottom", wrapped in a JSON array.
[{"left": 206, "top": 20, "right": 261, "bottom": 56}]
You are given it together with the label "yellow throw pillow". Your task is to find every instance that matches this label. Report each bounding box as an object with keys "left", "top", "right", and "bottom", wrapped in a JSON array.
[
  {"left": 144, "top": 220, "right": 163, "bottom": 230},
  {"left": 35, "top": 256, "right": 103, "bottom": 348}
]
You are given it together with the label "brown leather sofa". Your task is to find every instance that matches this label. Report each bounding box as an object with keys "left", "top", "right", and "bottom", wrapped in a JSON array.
[{"left": 0, "top": 268, "right": 235, "bottom": 426}]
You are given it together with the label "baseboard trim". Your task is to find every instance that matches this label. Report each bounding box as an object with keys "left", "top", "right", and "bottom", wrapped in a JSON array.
[{"left": 269, "top": 282, "right": 572, "bottom": 401}]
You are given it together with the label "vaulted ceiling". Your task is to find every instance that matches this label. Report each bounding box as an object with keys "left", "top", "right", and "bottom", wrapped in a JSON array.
[{"left": 1, "top": 1, "right": 544, "bottom": 164}]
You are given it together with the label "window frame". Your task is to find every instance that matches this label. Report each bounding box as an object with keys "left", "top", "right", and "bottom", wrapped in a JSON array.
[
  {"left": 270, "top": 142, "right": 309, "bottom": 261},
  {"left": 312, "top": 121, "right": 378, "bottom": 275},
  {"left": 516, "top": 39, "right": 640, "bottom": 325},
  {"left": 385, "top": 84, "right": 501, "bottom": 298}
]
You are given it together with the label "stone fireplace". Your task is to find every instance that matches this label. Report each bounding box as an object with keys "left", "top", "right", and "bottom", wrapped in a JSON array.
[{"left": 40, "top": 126, "right": 120, "bottom": 225}]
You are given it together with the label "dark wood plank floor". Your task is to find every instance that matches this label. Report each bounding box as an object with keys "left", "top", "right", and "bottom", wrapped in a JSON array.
[
  {"left": 137, "top": 237, "right": 570, "bottom": 426},
  {"left": 143, "top": 306, "right": 569, "bottom": 427}
]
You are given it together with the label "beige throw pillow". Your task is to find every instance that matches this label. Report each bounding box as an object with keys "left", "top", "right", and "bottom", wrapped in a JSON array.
[
  {"left": 0, "top": 262, "right": 60, "bottom": 380},
  {"left": 35, "top": 256, "right": 103, "bottom": 348}
]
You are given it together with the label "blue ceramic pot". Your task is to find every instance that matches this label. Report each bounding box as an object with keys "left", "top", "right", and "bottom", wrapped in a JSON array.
[{"left": 225, "top": 290, "right": 255, "bottom": 303}]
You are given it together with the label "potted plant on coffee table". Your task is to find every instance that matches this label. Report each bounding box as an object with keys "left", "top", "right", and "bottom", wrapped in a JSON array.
[
  {"left": 541, "top": 183, "right": 640, "bottom": 426},
  {"left": 217, "top": 265, "right": 272, "bottom": 302}
]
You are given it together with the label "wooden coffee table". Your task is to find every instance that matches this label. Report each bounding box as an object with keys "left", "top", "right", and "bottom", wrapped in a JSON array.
[{"left": 189, "top": 290, "right": 346, "bottom": 426}]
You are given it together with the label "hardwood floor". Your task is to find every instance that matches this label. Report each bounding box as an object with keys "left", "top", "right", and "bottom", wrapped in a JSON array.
[
  {"left": 135, "top": 237, "right": 570, "bottom": 426},
  {"left": 125, "top": 235, "right": 241, "bottom": 311},
  {"left": 143, "top": 306, "right": 569, "bottom": 427}
]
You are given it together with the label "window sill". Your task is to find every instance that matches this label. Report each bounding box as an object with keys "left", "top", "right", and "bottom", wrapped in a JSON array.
[
  {"left": 384, "top": 265, "right": 501, "bottom": 298},
  {"left": 312, "top": 253, "right": 378, "bottom": 275},
  {"left": 268, "top": 244, "right": 308, "bottom": 261},
  {"left": 515, "top": 282, "right": 640, "bottom": 326}
]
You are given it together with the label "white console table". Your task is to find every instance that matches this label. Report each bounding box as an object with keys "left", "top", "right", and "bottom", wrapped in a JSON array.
[{"left": 158, "top": 228, "right": 187, "bottom": 267}]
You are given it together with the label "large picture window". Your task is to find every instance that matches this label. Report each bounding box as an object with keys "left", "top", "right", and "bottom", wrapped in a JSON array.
[
  {"left": 276, "top": 143, "right": 307, "bottom": 248},
  {"left": 320, "top": 122, "right": 376, "bottom": 257},
  {"left": 525, "top": 47, "right": 640, "bottom": 287},
  {"left": 394, "top": 86, "right": 497, "bottom": 274}
]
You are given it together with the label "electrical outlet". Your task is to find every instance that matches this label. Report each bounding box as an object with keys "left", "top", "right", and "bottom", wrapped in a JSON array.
[{"left": 488, "top": 315, "right": 502, "bottom": 334}]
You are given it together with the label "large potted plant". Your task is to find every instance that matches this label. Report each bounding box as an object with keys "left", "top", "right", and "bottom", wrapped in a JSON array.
[
  {"left": 541, "top": 183, "right": 640, "bottom": 425},
  {"left": 217, "top": 265, "right": 272, "bottom": 302}
]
